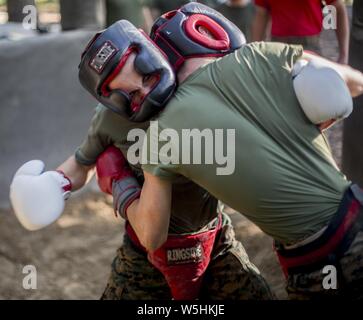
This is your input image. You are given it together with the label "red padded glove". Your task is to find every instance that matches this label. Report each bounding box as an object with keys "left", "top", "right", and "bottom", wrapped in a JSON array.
[{"left": 96, "top": 146, "right": 141, "bottom": 219}]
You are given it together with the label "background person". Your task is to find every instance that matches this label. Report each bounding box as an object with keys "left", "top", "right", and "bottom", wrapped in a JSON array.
[
  {"left": 251, "top": 0, "right": 350, "bottom": 63},
  {"left": 216, "top": 0, "right": 255, "bottom": 41}
]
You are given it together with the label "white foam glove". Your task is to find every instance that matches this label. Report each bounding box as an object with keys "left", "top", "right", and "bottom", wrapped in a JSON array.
[
  {"left": 292, "top": 58, "right": 353, "bottom": 126},
  {"left": 9, "top": 160, "right": 72, "bottom": 231}
]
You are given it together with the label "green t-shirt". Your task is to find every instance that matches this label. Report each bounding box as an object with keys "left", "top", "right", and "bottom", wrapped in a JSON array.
[
  {"left": 216, "top": 3, "right": 255, "bottom": 41},
  {"left": 75, "top": 104, "right": 218, "bottom": 233},
  {"left": 142, "top": 42, "right": 351, "bottom": 243}
]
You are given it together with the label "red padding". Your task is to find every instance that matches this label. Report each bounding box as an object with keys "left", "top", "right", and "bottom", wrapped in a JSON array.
[
  {"left": 276, "top": 199, "right": 361, "bottom": 278},
  {"left": 184, "top": 14, "right": 230, "bottom": 51},
  {"left": 100, "top": 46, "right": 136, "bottom": 97},
  {"left": 126, "top": 215, "right": 222, "bottom": 300},
  {"left": 163, "top": 10, "right": 177, "bottom": 20}
]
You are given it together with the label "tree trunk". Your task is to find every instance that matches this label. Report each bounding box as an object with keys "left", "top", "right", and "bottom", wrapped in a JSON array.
[
  {"left": 7, "top": 0, "right": 35, "bottom": 23},
  {"left": 60, "top": 0, "right": 105, "bottom": 31}
]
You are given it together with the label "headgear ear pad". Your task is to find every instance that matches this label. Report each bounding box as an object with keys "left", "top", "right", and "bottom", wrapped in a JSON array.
[
  {"left": 79, "top": 20, "right": 176, "bottom": 122},
  {"left": 150, "top": 2, "right": 246, "bottom": 70}
]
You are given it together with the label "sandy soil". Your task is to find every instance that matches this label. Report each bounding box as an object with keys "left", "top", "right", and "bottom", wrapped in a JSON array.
[
  {"left": 0, "top": 192, "right": 122, "bottom": 299},
  {"left": 0, "top": 192, "right": 288, "bottom": 300}
]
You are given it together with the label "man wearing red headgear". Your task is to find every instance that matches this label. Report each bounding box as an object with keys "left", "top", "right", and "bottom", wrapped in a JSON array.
[
  {"left": 9, "top": 4, "right": 274, "bottom": 300},
  {"left": 86, "top": 4, "right": 363, "bottom": 300}
]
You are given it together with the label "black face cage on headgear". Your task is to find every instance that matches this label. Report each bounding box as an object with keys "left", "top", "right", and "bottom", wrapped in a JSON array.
[
  {"left": 150, "top": 2, "right": 246, "bottom": 71},
  {"left": 78, "top": 20, "right": 176, "bottom": 122}
]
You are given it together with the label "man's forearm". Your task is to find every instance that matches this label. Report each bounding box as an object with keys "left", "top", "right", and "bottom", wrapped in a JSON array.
[
  {"left": 142, "top": 6, "right": 154, "bottom": 34},
  {"left": 251, "top": 6, "right": 269, "bottom": 41},
  {"left": 334, "top": 0, "right": 350, "bottom": 64},
  {"left": 127, "top": 198, "right": 170, "bottom": 252},
  {"left": 344, "top": 66, "right": 363, "bottom": 98},
  {"left": 126, "top": 171, "right": 172, "bottom": 252},
  {"left": 301, "top": 51, "right": 363, "bottom": 98},
  {"left": 57, "top": 155, "right": 95, "bottom": 191}
]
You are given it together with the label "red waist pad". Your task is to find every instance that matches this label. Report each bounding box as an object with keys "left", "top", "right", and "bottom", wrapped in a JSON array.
[
  {"left": 126, "top": 216, "right": 222, "bottom": 300},
  {"left": 276, "top": 199, "right": 361, "bottom": 278}
]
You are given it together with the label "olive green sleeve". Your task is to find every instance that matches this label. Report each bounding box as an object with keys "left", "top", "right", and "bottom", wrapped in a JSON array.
[
  {"left": 75, "top": 104, "right": 113, "bottom": 166},
  {"left": 250, "top": 41, "right": 304, "bottom": 70}
]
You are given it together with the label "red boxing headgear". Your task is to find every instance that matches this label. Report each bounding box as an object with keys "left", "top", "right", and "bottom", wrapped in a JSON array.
[
  {"left": 150, "top": 2, "right": 246, "bottom": 71},
  {"left": 79, "top": 20, "right": 176, "bottom": 122}
]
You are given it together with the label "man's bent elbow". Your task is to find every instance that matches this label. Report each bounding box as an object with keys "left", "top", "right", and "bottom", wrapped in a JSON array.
[{"left": 140, "top": 231, "right": 168, "bottom": 252}]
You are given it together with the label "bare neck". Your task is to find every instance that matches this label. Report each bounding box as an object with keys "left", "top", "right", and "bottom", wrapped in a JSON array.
[{"left": 177, "top": 57, "right": 216, "bottom": 84}]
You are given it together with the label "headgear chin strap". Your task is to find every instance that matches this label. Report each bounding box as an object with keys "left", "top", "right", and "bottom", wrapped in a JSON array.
[
  {"left": 150, "top": 2, "right": 246, "bottom": 71},
  {"left": 78, "top": 20, "right": 176, "bottom": 122}
]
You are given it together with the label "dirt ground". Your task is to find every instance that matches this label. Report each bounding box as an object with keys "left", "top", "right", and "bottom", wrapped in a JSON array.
[
  {"left": 0, "top": 16, "right": 347, "bottom": 300},
  {"left": 0, "top": 192, "right": 121, "bottom": 299},
  {"left": 0, "top": 192, "right": 289, "bottom": 300}
]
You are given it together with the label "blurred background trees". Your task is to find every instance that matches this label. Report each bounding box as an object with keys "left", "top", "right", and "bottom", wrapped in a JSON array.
[
  {"left": 0, "top": 0, "right": 355, "bottom": 32},
  {"left": 59, "top": 0, "right": 105, "bottom": 30},
  {"left": 7, "top": 0, "right": 35, "bottom": 22}
]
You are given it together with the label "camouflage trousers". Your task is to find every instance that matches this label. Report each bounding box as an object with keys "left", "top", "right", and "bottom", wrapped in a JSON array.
[
  {"left": 101, "top": 214, "right": 275, "bottom": 300},
  {"left": 286, "top": 210, "right": 363, "bottom": 300}
]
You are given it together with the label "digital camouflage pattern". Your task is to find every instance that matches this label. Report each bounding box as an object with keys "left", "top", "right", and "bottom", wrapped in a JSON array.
[{"left": 101, "top": 213, "right": 275, "bottom": 300}]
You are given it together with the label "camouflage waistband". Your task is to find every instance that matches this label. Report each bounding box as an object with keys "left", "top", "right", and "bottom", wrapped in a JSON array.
[{"left": 275, "top": 184, "right": 363, "bottom": 276}]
